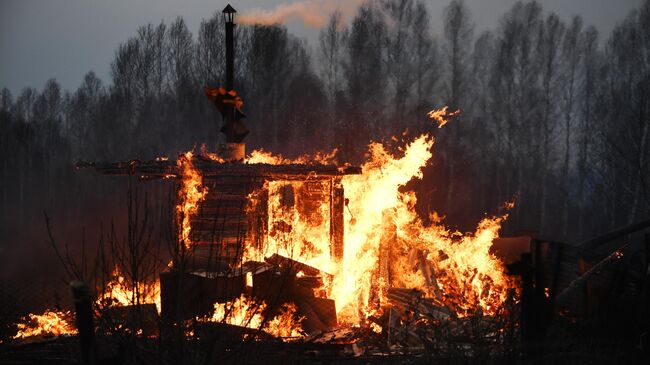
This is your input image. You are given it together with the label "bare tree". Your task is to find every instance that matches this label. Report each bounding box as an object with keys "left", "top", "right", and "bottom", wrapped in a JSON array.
[
  {"left": 167, "top": 17, "right": 195, "bottom": 98},
  {"left": 559, "top": 16, "right": 583, "bottom": 238},
  {"left": 441, "top": 0, "right": 473, "bottom": 215},
  {"left": 536, "top": 13, "right": 564, "bottom": 234},
  {"left": 344, "top": 2, "right": 387, "bottom": 134},
  {"left": 318, "top": 10, "right": 347, "bottom": 105},
  {"left": 412, "top": 1, "right": 440, "bottom": 117},
  {"left": 575, "top": 26, "right": 599, "bottom": 238},
  {"left": 196, "top": 13, "right": 226, "bottom": 87}
]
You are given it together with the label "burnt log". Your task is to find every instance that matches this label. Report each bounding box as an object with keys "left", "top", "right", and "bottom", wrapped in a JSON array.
[
  {"left": 387, "top": 287, "right": 452, "bottom": 322},
  {"left": 294, "top": 296, "right": 337, "bottom": 334},
  {"left": 160, "top": 270, "right": 246, "bottom": 321},
  {"left": 265, "top": 254, "right": 329, "bottom": 277}
]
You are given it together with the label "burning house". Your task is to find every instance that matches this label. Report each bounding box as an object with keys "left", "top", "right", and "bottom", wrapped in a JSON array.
[
  {"left": 70, "top": 4, "right": 520, "bottom": 342},
  {"left": 77, "top": 4, "right": 362, "bottom": 334}
]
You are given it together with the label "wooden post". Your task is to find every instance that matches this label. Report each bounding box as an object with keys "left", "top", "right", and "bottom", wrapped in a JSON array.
[
  {"left": 70, "top": 281, "right": 95, "bottom": 365},
  {"left": 643, "top": 232, "right": 650, "bottom": 268},
  {"left": 330, "top": 177, "right": 344, "bottom": 262},
  {"left": 380, "top": 209, "right": 397, "bottom": 287},
  {"left": 642, "top": 233, "right": 650, "bottom": 330}
]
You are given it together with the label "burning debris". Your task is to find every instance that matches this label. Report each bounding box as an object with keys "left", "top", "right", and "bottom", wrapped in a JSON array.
[
  {"left": 12, "top": 310, "right": 77, "bottom": 340},
  {"left": 206, "top": 294, "right": 304, "bottom": 338},
  {"left": 95, "top": 266, "right": 161, "bottom": 312}
]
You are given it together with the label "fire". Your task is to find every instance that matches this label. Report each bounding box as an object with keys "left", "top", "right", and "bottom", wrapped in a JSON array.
[
  {"left": 208, "top": 295, "right": 304, "bottom": 338},
  {"left": 175, "top": 105, "right": 515, "bottom": 328},
  {"left": 243, "top": 132, "right": 515, "bottom": 323},
  {"left": 12, "top": 310, "right": 77, "bottom": 339},
  {"left": 176, "top": 151, "right": 208, "bottom": 248},
  {"left": 330, "top": 136, "right": 435, "bottom": 322},
  {"left": 428, "top": 106, "right": 460, "bottom": 128},
  {"left": 422, "top": 214, "right": 513, "bottom": 316},
  {"left": 265, "top": 302, "right": 304, "bottom": 338},
  {"left": 244, "top": 180, "right": 335, "bottom": 273},
  {"left": 247, "top": 149, "right": 337, "bottom": 165},
  {"left": 336, "top": 134, "right": 512, "bottom": 320},
  {"left": 96, "top": 266, "right": 161, "bottom": 313}
]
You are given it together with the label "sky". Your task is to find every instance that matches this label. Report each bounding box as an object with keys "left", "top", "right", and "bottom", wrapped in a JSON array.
[{"left": 0, "top": 0, "right": 643, "bottom": 96}]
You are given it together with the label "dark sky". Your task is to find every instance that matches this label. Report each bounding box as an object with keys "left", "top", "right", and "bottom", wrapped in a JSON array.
[{"left": 0, "top": 0, "right": 643, "bottom": 95}]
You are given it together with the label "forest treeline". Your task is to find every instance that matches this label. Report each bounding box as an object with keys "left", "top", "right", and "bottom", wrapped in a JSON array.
[{"left": 1, "top": 0, "right": 649, "bottom": 246}]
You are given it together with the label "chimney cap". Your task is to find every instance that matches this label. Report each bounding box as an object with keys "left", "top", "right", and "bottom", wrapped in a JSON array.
[{"left": 222, "top": 4, "right": 237, "bottom": 14}]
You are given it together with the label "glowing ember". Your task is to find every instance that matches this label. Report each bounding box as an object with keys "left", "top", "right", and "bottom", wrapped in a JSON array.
[
  {"left": 96, "top": 266, "right": 161, "bottom": 313},
  {"left": 428, "top": 106, "right": 460, "bottom": 128},
  {"left": 12, "top": 310, "right": 77, "bottom": 339},
  {"left": 176, "top": 151, "right": 208, "bottom": 248}
]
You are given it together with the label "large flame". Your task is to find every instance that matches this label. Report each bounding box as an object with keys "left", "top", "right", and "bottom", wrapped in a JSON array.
[
  {"left": 242, "top": 119, "right": 515, "bottom": 323},
  {"left": 332, "top": 135, "right": 437, "bottom": 322},
  {"left": 12, "top": 310, "right": 77, "bottom": 339}
]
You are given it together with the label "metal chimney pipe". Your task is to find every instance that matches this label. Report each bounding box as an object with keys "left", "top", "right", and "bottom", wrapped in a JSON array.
[
  {"left": 224, "top": 8, "right": 235, "bottom": 91},
  {"left": 220, "top": 4, "right": 245, "bottom": 160}
]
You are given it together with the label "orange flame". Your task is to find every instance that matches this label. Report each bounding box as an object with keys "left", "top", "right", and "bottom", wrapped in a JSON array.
[
  {"left": 176, "top": 151, "right": 208, "bottom": 249},
  {"left": 96, "top": 266, "right": 161, "bottom": 313},
  {"left": 244, "top": 180, "right": 335, "bottom": 273},
  {"left": 428, "top": 106, "right": 460, "bottom": 128},
  {"left": 265, "top": 302, "right": 305, "bottom": 338},
  {"left": 12, "top": 310, "right": 77, "bottom": 339},
  {"left": 208, "top": 294, "right": 304, "bottom": 339},
  {"left": 247, "top": 149, "right": 337, "bottom": 165}
]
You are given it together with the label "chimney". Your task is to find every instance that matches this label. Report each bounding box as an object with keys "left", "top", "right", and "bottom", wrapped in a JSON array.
[
  {"left": 219, "top": 4, "right": 248, "bottom": 161},
  {"left": 224, "top": 3, "right": 235, "bottom": 92}
]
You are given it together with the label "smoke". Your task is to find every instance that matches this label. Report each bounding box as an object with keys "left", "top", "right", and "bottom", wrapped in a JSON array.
[{"left": 238, "top": 0, "right": 365, "bottom": 28}]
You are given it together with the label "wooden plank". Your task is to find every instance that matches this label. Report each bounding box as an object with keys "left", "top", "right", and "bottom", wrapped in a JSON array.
[
  {"left": 201, "top": 193, "right": 249, "bottom": 201},
  {"left": 265, "top": 254, "right": 327, "bottom": 277},
  {"left": 78, "top": 158, "right": 361, "bottom": 178},
  {"left": 294, "top": 296, "right": 337, "bottom": 334},
  {"left": 195, "top": 214, "right": 247, "bottom": 224},
  {"left": 330, "top": 178, "right": 344, "bottom": 262},
  {"left": 191, "top": 216, "right": 248, "bottom": 230},
  {"left": 198, "top": 205, "right": 249, "bottom": 215},
  {"left": 190, "top": 233, "right": 245, "bottom": 242},
  {"left": 160, "top": 271, "right": 246, "bottom": 321}
]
